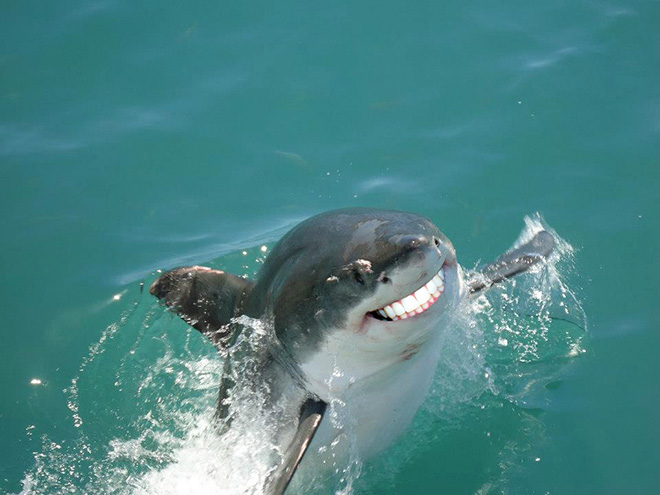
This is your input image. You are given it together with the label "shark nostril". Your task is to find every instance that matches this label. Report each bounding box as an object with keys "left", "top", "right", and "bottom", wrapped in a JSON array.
[{"left": 433, "top": 237, "right": 443, "bottom": 253}]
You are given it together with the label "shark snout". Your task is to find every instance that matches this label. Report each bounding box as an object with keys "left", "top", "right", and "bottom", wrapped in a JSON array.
[
  {"left": 390, "top": 233, "right": 446, "bottom": 268},
  {"left": 394, "top": 234, "right": 428, "bottom": 249},
  {"left": 378, "top": 236, "right": 445, "bottom": 293},
  {"left": 392, "top": 233, "right": 446, "bottom": 257},
  {"left": 393, "top": 234, "right": 437, "bottom": 250}
]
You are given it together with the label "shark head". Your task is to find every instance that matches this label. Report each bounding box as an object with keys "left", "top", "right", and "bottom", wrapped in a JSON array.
[{"left": 245, "top": 208, "right": 461, "bottom": 394}]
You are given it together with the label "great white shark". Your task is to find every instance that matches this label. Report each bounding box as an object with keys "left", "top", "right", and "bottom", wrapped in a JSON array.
[{"left": 149, "top": 208, "right": 554, "bottom": 494}]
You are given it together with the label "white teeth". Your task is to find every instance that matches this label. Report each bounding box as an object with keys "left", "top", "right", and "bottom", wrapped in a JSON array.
[
  {"left": 401, "top": 295, "right": 419, "bottom": 313},
  {"left": 414, "top": 286, "right": 431, "bottom": 304},
  {"left": 373, "top": 267, "right": 446, "bottom": 321}
]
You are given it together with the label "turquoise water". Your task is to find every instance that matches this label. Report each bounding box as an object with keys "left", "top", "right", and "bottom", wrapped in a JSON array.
[{"left": 1, "top": 0, "right": 658, "bottom": 493}]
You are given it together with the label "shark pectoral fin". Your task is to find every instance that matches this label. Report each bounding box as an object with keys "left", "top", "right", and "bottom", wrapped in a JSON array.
[
  {"left": 467, "top": 230, "right": 555, "bottom": 295},
  {"left": 265, "top": 398, "right": 327, "bottom": 495},
  {"left": 149, "top": 265, "right": 252, "bottom": 347}
]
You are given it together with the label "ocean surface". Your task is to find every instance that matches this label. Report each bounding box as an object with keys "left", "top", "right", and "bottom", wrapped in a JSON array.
[{"left": 1, "top": 1, "right": 658, "bottom": 494}]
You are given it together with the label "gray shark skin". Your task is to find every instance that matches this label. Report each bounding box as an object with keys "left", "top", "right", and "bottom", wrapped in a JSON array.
[{"left": 149, "top": 208, "right": 554, "bottom": 494}]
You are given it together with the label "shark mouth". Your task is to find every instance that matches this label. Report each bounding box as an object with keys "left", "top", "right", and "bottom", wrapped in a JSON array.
[{"left": 370, "top": 268, "right": 445, "bottom": 321}]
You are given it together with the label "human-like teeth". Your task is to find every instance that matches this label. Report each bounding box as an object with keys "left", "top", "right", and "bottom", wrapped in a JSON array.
[
  {"left": 392, "top": 301, "right": 405, "bottom": 316},
  {"left": 371, "top": 267, "right": 446, "bottom": 321},
  {"left": 414, "top": 286, "right": 431, "bottom": 304},
  {"left": 401, "top": 295, "right": 418, "bottom": 313}
]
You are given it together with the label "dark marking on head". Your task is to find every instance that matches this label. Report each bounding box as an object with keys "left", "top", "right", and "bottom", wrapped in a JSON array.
[{"left": 401, "top": 344, "right": 420, "bottom": 361}]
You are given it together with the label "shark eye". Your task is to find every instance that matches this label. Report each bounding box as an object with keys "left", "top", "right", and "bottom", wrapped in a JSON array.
[{"left": 354, "top": 271, "right": 365, "bottom": 285}]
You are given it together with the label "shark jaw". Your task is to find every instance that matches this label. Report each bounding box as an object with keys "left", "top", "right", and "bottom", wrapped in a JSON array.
[
  {"left": 369, "top": 267, "right": 445, "bottom": 322},
  {"left": 299, "top": 260, "right": 458, "bottom": 393}
]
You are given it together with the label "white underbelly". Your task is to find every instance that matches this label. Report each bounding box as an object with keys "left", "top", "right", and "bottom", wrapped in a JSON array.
[{"left": 311, "top": 339, "right": 442, "bottom": 461}]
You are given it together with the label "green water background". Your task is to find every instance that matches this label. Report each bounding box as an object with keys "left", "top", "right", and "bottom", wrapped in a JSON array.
[{"left": 1, "top": 0, "right": 658, "bottom": 493}]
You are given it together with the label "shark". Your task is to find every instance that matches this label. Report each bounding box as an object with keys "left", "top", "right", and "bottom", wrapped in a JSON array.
[{"left": 149, "top": 208, "right": 554, "bottom": 494}]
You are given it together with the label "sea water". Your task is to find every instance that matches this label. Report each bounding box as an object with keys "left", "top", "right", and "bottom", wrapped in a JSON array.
[{"left": 1, "top": 1, "right": 658, "bottom": 494}]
